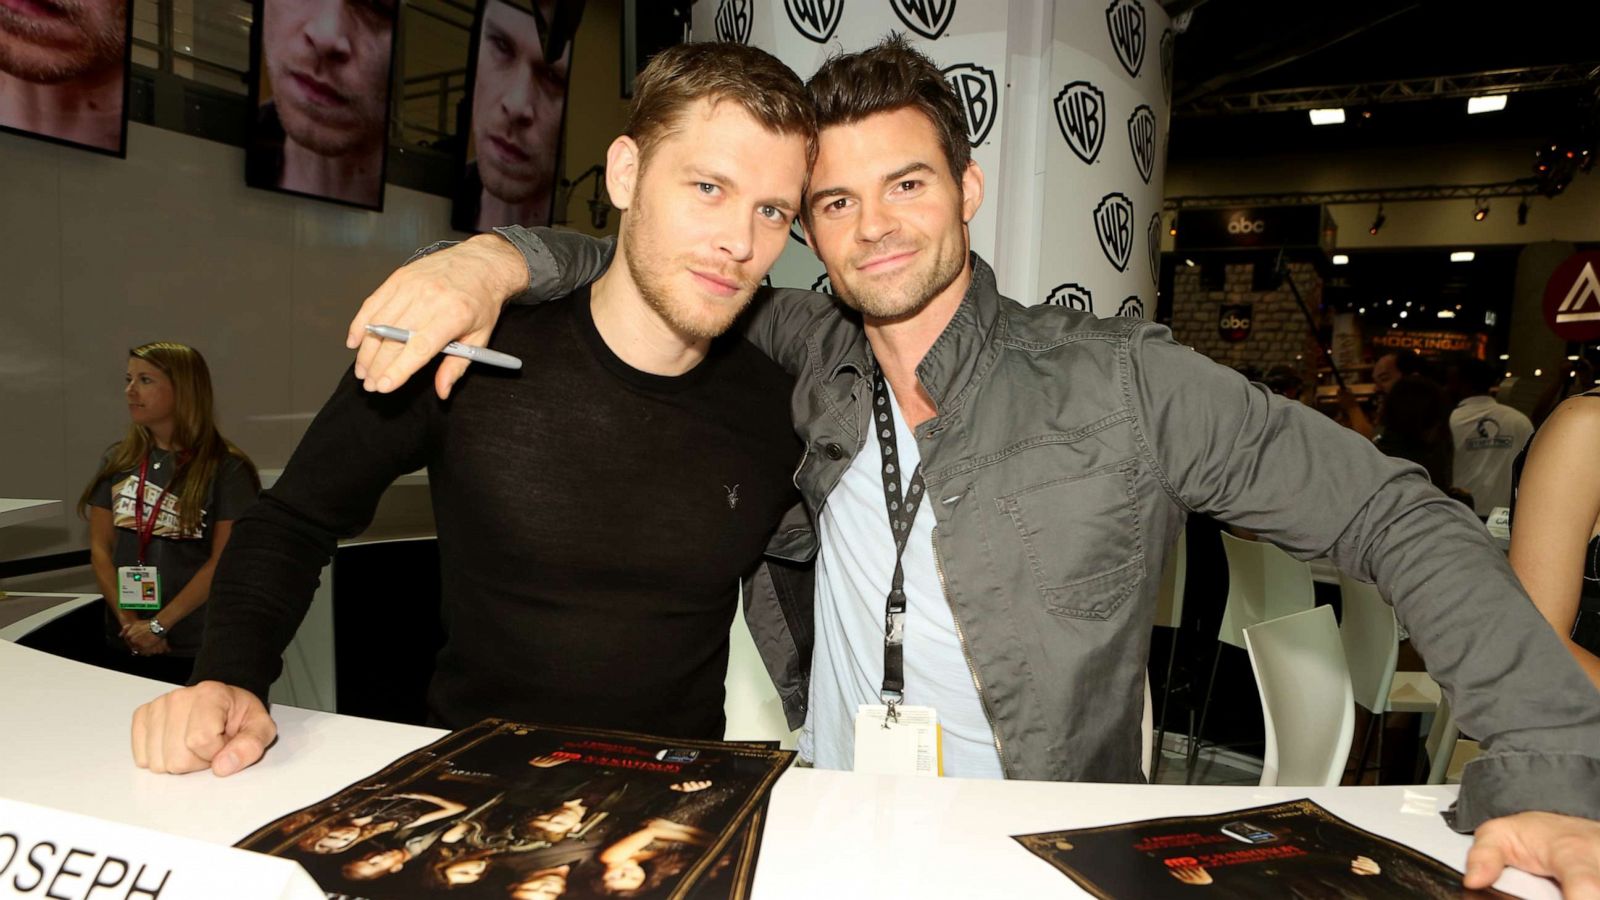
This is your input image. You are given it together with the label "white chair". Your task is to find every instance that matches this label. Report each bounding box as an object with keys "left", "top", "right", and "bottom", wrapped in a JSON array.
[
  {"left": 723, "top": 590, "right": 799, "bottom": 748},
  {"left": 1423, "top": 697, "right": 1480, "bottom": 785},
  {"left": 1244, "top": 606, "right": 1355, "bottom": 787},
  {"left": 1148, "top": 530, "right": 1186, "bottom": 780},
  {"left": 1337, "top": 573, "right": 1442, "bottom": 782},
  {"left": 1188, "top": 533, "right": 1315, "bottom": 781}
]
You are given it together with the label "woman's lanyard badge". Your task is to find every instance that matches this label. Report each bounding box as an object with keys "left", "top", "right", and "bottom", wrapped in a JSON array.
[{"left": 116, "top": 455, "right": 171, "bottom": 611}]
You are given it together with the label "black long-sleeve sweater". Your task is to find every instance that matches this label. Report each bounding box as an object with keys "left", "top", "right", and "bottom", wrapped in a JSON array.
[{"left": 192, "top": 290, "right": 801, "bottom": 738}]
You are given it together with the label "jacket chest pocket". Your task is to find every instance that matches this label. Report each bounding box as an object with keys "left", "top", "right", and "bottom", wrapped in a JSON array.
[{"left": 993, "top": 464, "right": 1144, "bottom": 620}]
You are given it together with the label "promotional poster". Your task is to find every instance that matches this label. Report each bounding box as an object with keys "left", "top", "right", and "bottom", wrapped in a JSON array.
[
  {"left": 0, "top": 0, "right": 131, "bottom": 154},
  {"left": 246, "top": 0, "right": 398, "bottom": 209},
  {"left": 237, "top": 719, "right": 792, "bottom": 900},
  {"left": 1014, "top": 799, "right": 1519, "bottom": 899},
  {"left": 453, "top": 0, "right": 580, "bottom": 233}
]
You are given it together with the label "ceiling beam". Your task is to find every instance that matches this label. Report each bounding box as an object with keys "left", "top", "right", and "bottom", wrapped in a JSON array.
[{"left": 1180, "top": 63, "right": 1600, "bottom": 115}]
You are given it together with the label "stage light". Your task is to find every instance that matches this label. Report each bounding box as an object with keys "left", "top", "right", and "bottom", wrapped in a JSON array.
[
  {"left": 1332, "top": 254, "right": 1349, "bottom": 265},
  {"left": 1309, "top": 108, "right": 1346, "bottom": 125},
  {"left": 1534, "top": 369, "right": 1543, "bottom": 377},
  {"left": 1467, "top": 94, "right": 1507, "bottom": 114},
  {"left": 1385, "top": 299, "right": 1394, "bottom": 306},
  {"left": 1400, "top": 311, "right": 1408, "bottom": 319},
  {"left": 1437, "top": 310, "right": 1456, "bottom": 319},
  {"left": 1369, "top": 205, "right": 1386, "bottom": 235},
  {"left": 1358, "top": 307, "right": 1366, "bottom": 314},
  {"left": 1499, "top": 354, "right": 1510, "bottom": 361},
  {"left": 1473, "top": 199, "right": 1490, "bottom": 221},
  {"left": 1451, "top": 251, "right": 1476, "bottom": 262},
  {"left": 1184, "top": 258, "right": 1196, "bottom": 267}
]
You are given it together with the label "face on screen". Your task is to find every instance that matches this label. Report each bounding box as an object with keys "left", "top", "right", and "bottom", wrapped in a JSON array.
[
  {"left": 0, "top": 0, "right": 125, "bottom": 84},
  {"left": 262, "top": 0, "right": 393, "bottom": 156},
  {"left": 471, "top": 0, "right": 568, "bottom": 208}
]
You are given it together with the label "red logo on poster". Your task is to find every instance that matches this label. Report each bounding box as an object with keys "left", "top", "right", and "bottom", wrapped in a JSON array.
[{"left": 1543, "top": 252, "right": 1600, "bottom": 343}]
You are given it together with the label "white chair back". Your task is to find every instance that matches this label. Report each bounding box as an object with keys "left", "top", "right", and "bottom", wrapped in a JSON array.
[
  {"left": 1244, "top": 606, "right": 1355, "bottom": 787},
  {"left": 1217, "top": 532, "right": 1315, "bottom": 649},
  {"left": 1153, "top": 529, "right": 1188, "bottom": 629},
  {"left": 1337, "top": 573, "right": 1399, "bottom": 715},
  {"left": 723, "top": 589, "right": 799, "bottom": 748}
]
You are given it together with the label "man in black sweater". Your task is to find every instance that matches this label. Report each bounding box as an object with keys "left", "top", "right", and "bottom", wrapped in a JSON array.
[{"left": 129, "top": 41, "right": 817, "bottom": 775}]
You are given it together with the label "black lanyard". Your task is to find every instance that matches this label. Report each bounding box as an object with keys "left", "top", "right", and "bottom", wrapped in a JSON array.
[{"left": 872, "top": 368, "right": 927, "bottom": 717}]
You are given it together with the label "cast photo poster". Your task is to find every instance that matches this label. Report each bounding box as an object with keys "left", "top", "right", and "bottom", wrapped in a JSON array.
[
  {"left": 0, "top": 0, "right": 132, "bottom": 155},
  {"left": 1014, "top": 799, "right": 1520, "bottom": 900},
  {"left": 453, "top": 0, "right": 580, "bottom": 233},
  {"left": 236, "top": 719, "right": 793, "bottom": 900},
  {"left": 246, "top": 0, "right": 398, "bottom": 209}
]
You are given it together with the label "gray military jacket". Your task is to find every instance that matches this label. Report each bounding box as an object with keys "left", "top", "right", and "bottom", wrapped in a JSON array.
[{"left": 494, "top": 226, "right": 1599, "bottom": 833}]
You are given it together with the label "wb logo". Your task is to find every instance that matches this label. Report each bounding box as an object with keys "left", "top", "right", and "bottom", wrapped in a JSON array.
[
  {"left": 1117, "top": 296, "right": 1145, "bottom": 318},
  {"left": 1045, "top": 283, "right": 1093, "bottom": 311},
  {"left": 1054, "top": 81, "right": 1105, "bottom": 165},
  {"left": 943, "top": 63, "right": 997, "bottom": 147},
  {"left": 1105, "top": 0, "right": 1146, "bottom": 79},
  {"left": 891, "top": 0, "right": 955, "bottom": 39},
  {"left": 1145, "top": 212, "right": 1161, "bottom": 285},
  {"left": 1128, "top": 104, "right": 1156, "bottom": 184},
  {"left": 1094, "top": 192, "right": 1135, "bottom": 273},
  {"left": 784, "top": 0, "right": 842, "bottom": 43},
  {"left": 714, "top": 0, "right": 752, "bottom": 44},
  {"left": 811, "top": 273, "right": 834, "bottom": 295}
]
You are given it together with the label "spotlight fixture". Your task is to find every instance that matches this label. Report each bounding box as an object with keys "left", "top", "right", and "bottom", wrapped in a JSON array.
[
  {"left": 1473, "top": 199, "right": 1490, "bottom": 222},
  {"left": 1451, "top": 251, "right": 1476, "bottom": 262},
  {"left": 1309, "top": 108, "right": 1346, "bottom": 126},
  {"left": 1517, "top": 197, "right": 1529, "bottom": 225},
  {"left": 1184, "top": 258, "right": 1196, "bottom": 267},
  {"left": 1437, "top": 310, "right": 1457, "bottom": 319},
  {"left": 1499, "top": 354, "right": 1510, "bottom": 361},
  {"left": 1332, "top": 254, "right": 1349, "bottom": 265},
  {"left": 1369, "top": 205, "right": 1386, "bottom": 235}
]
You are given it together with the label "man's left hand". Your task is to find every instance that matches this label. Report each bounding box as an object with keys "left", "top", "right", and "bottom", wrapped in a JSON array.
[{"left": 1464, "top": 811, "right": 1600, "bottom": 898}]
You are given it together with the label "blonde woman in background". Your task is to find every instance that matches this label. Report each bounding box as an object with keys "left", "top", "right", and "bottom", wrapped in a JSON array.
[{"left": 79, "top": 342, "right": 259, "bottom": 685}]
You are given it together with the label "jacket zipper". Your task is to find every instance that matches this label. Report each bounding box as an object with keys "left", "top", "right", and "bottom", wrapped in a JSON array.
[{"left": 932, "top": 525, "right": 1010, "bottom": 777}]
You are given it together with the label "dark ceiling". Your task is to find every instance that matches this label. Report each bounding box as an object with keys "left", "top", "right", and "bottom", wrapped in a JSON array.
[{"left": 1164, "top": 0, "right": 1600, "bottom": 162}]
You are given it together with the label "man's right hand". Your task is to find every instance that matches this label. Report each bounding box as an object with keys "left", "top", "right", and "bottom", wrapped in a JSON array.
[
  {"left": 346, "top": 234, "right": 527, "bottom": 401},
  {"left": 130, "top": 681, "right": 278, "bottom": 776}
]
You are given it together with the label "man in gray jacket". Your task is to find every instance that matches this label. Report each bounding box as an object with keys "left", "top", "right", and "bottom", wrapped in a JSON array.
[{"left": 347, "top": 37, "right": 1600, "bottom": 894}]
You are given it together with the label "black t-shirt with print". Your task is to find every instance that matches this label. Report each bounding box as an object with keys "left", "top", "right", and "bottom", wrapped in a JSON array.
[{"left": 90, "top": 449, "right": 259, "bottom": 655}]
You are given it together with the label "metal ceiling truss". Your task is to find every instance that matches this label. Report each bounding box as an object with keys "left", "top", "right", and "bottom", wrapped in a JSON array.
[
  {"left": 1163, "top": 180, "right": 1541, "bottom": 211},
  {"left": 1180, "top": 63, "right": 1600, "bottom": 116}
]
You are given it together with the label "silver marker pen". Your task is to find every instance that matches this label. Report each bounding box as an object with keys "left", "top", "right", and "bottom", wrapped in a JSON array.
[{"left": 365, "top": 324, "right": 523, "bottom": 371}]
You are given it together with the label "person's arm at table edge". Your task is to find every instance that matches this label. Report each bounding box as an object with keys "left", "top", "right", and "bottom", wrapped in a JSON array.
[
  {"left": 1126, "top": 322, "right": 1600, "bottom": 835},
  {"left": 189, "top": 364, "right": 444, "bottom": 707}
]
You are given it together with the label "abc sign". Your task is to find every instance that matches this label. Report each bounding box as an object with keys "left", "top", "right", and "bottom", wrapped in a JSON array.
[
  {"left": 1219, "top": 315, "right": 1251, "bottom": 329},
  {"left": 1227, "top": 216, "right": 1266, "bottom": 235}
]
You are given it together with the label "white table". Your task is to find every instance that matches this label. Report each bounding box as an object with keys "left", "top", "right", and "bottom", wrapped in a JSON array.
[
  {"left": 0, "top": 497, "right": 62, "bottom": 528},
  {"left": 0, "top": 591, "right": 100, "bottom": 641},
  {"left": 0, "top": 641, "right": 1556, "bottom": 898}
]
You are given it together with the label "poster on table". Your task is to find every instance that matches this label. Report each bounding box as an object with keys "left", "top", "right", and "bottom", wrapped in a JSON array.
[
  {"left": 236, "top": 719, "right": 791, "bottom": 900},
  {"left": 1013, "top": 799, "right": 1517, "bottom": 899}
]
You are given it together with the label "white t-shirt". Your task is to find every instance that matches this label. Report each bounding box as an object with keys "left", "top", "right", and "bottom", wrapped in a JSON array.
[
  {"left": 800, "top": 381, "right": 1004, "bottom": 778},
  {"left": 1449, "top": 395, "right": 1534, "bottom": 516}
]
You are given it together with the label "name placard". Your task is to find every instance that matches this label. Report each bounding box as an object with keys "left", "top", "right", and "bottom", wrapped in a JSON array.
[{"left": 0, "top": 796, "right": 323, "bottom": 900}]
